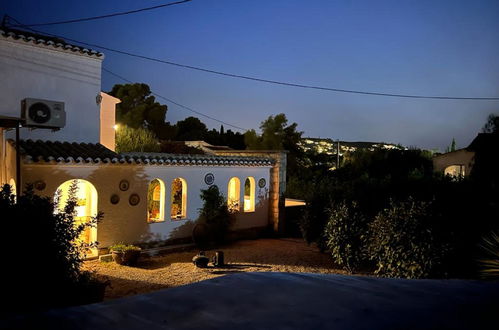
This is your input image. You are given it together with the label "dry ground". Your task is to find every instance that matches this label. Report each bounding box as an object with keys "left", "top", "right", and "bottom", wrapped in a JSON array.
[{"left": 84, "top": 238, "right": 349, "bottom": 300}]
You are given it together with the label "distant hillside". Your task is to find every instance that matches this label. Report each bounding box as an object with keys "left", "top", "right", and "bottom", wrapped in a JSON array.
[{"left": 299, "top": 137, "right": 403, "bottom": 155}]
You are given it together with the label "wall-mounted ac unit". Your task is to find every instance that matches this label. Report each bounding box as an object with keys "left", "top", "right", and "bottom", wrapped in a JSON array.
[{"left": 21, "top": 98, "right": 66, "bottom": 129}]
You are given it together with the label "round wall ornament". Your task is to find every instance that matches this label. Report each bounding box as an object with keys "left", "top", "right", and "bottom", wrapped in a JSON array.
[
  {"left": 34, "top": 180, "right": 46, "bottom": 191},
  {"left": 258, "top": 178, "right": 266, "bottom": 188},
  {"left": 119, "top": 180, "right": 130, "bottom": 191},
  {"left": 129, "top": 193, "right": 140, "bottom": 206},
  {"left": 204, "top": 173, "right": 215, "bottom": 185},
  {"left": 110, "top": 194, "right": 120, "bottom": 205}
]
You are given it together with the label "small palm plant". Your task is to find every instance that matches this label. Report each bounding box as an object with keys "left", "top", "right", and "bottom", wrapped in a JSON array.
[{"left": 478, "top": 231, "right": 499, "bottom": 280}]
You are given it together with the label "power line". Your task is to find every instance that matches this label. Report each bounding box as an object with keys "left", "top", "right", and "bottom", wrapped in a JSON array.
[
  {"left": 4, "top": 18, "right": 499, "bottom": 101},
  {"left": 7, "top": 0, "right": 192, "bottom": 28},
  {"left": 102, "top": 67, "right": 249, "bottom": 132}
]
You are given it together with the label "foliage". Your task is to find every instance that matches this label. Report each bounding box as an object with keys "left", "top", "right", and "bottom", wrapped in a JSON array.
[
  {"left": 109, "top": 83, "right": 167, "bottom": 134},
  {"left": 366, "top": 198, "right": 443, "bottom": 279},
  {"left": 159, "top": 141, "right": 205, "bottom": 154},
  {"left": 0, "top": 182, "right": 104, "bottom": 312},
  {"left": 197, "top": 185, "right": 234, "bottom": 245},
  {"left": 477, "top": 231, "right": 499, "bottom": 280},
  {"left": 109, "top": 243, "right": 141, "bottom": 252},
  {"left": 115, "top": 125, "right": 160, "bottom": 153},
  {"left": 324, "top": 201, "right": 367, "bottom": 272},
  {"left": 298, "top": 175, "right": 335, "bottom": 251},
  {"left": 445, "top": 138, "right": 457, "bottom": 152},
  {"left": 481, "top": 113, "right": 499, "bottom": 134}
]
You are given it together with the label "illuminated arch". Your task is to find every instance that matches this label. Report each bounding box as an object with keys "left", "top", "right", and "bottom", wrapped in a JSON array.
[
  {"left": 54, "top": 179, "right": 98, "bottom": 256},
  {"left": 228, "top": 177, "right": 241, "bottom": 212},
  {"left": 147, "top": 179, "right": 165, "bottom": 223},
  {"left": 243, "top": 177, "right": 255, "bottom": 212},
  {"left": 444, "top": 165, "right": 465, "bottom": 178},
  {"left": 171, "top": 178, "right": 187, "bottom": 219}
]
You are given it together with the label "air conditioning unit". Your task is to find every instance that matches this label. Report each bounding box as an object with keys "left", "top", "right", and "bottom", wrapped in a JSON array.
[{"left": 21, "top": 98, "right": 66, "bottom": 129}]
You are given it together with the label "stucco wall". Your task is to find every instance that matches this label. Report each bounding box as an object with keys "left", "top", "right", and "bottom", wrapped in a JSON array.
[
  {"left": 0, "top": 131, "right": 17, "bottom": 189},
  {"left": 22, "top": 163, "right": 271, "bottom": 248},
  {"left": 214, "top": 150, "right": 287, "bottom": 232},
  {"left": 0, "top": 38, "right": 102, "bottom": 143},
  {"left": 433, "top": 149, "right": 475, "bottom": 176}
]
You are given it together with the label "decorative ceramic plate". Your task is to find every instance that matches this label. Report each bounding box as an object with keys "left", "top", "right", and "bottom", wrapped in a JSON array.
[
  {"left": 119, "top": 179, "right": 129, "bottom": 191},
  {"left": 110, "top": 194, "right": 120, "bottom": 205},
  {"left": 204, "top": 173, "right": 215, "bottom": 185},
  {"left": 129, "top": 193, "right": 140, "bottom": 206},
  {"left": 34, "top": 180, "right": 46, "bottom": 191},
  {"left": 258, "top": 178, "right": 266, "bottom": 188}
]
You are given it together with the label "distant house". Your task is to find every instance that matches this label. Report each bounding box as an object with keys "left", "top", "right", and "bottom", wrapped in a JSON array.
[
  {"left": 0, "top": 27, "right": 286, "bottom": 256},
  {"left": 433, "top": 133, "right": 499, "bottom": 178}
]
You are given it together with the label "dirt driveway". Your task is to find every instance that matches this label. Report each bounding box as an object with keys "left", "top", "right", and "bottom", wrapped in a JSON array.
[{"left": 85, "top": 238, "right": 348, "bottom": 300}]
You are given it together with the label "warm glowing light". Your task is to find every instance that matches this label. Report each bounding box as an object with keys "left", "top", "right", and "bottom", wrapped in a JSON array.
[
  {"left": 243, "top": 177, "right": 255, "bottom": 212},
  {"left": 54, "top": 179, "right": 98, "bottom": 256},
  {"left": 228, "top": 177, "right": 240, "bottom": 211},
  {"left": 171, "top": 178, "right": 187, "bottom": 219},
  {"left": 148, "top": 179, "right": 165, "bottom": 222},
  {"left": 113, "top": 124, "right": 119, "bottom": 130}
]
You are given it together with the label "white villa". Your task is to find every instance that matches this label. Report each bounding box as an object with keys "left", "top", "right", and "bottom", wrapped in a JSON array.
[{"left": 0, "top": 27, "right": 287, "bottom": 255}]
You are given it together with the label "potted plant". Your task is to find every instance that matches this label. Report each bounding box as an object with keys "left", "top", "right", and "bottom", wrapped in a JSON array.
[{"left": 109, "top": 243, "right": 142, "bottom": 266}]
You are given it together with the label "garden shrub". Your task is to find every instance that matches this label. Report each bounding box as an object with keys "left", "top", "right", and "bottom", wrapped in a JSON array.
[
  {"left": 196, "top": 185, "right": 234, "bottom": 246},
  {"left": 324, "top": 201, "right": 367, "bottom": 272},
  {"left": 0, "top": 182, "right": 104, "bottom": 314},
  {"left": 366, "top": 198, "right": 443, "bottom": 279}
]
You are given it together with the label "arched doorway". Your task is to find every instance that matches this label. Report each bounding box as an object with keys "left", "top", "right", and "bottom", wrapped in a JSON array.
[{"left": 55, "top": 179, "right": 98, "bottom": 256}]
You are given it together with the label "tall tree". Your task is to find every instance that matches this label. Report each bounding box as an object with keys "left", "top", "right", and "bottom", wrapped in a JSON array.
[
  {"left": 175, "top": 116, "right": 208, "bottom": 141},
  {"left": 445, "top": 138, "right": 457, "bottom": 153},
  {"left": 109, "top": 83, "right": 167, "bottom": 134},
  {"left": 245, "top": 113, "right": 302, "bottom": 151},
  {"left": 482, "top": 114, "right": 499, "bottom": 134}
]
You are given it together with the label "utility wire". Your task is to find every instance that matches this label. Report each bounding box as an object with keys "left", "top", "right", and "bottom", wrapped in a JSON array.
[
  {"left": 4, "top": 17, "right": 499, "bottom": 101},
  {"left": 102, "top": 67, "right": 249, "bottom": 132},
  {"left": 7, "top": 0, "right": 192, "bottom": 27}
]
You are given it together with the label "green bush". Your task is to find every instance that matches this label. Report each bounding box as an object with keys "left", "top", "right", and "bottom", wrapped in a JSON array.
[
  {"left": 366, "top": 198, "right": 443, "bottom": 279},
  {"left": 109, "top": 243, "right": 141, "bottom": 252},
  {"left": 196, "top": 185, "right": 234, "bottom": 246},
  {"left": 324, "top": 201, "right": 367, "bottom": 272},
  {"left": 0, "top": 182, "right": 105, "bottom": 313},
  {"left": 115, "top": 125, "right": 160, "bottom": 153}
]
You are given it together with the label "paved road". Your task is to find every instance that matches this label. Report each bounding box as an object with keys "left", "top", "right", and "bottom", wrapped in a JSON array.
[{"left": 4, "top": 272, "right": 499, "bottom": 329}]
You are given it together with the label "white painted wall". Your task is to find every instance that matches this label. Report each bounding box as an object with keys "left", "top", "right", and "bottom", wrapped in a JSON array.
[
  {"left": 22, "top": 163, "right": 271, "bottom": 248},
  {"left": 0, "top": 37, "right": 103, "bottom": 143}
]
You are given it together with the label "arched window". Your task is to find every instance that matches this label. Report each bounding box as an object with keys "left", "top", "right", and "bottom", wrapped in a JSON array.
[
  {"left": 171, "top": 178, "right": 187, "bottom": 220},
  {"left": 54, "top": 179, "right": 98, "bottom": 256},
  {"left": 244, "top": 177, "right": 255, "bottom": 212},
  {"left": 228, "top": 177, "right": 240, "bottom": 212},
  {"left": 444, "top": 165, "right": 465, "bottom": 178},
  {"left": 147, "top": 179, "right": 165, "bottom": 222}
]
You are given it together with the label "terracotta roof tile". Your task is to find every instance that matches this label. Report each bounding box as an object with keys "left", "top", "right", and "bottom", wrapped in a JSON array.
[
  {"left": 17, "top": 140, "right": 273, "bottom": 167},
  {"left": 0, "top": 27, "right": 104, "bottom": 58}
]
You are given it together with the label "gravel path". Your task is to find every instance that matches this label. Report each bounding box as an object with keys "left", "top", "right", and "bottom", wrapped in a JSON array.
[{"left": 84, "top": 238, "right": 348, "bottom": 300}]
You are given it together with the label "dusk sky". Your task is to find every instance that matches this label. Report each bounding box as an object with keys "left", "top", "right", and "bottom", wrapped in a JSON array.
[{"left": 3, "top": 0, "right": 499, "bottom": 150}]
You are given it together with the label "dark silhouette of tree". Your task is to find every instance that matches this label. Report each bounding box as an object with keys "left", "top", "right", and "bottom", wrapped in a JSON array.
[
  {"left": 482, "top": 114, "right": 499, "bottom": 133},
  {"left": 109, "top": 83, "right": 167, "bottom": 135},
  {"left": 175, "top": 116, "right": 208, "bottom": 141}
]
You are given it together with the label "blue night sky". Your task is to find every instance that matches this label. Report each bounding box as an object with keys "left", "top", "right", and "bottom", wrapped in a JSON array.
[{"left": 3, "top": 0, "right": 499, "bottom": 150}]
